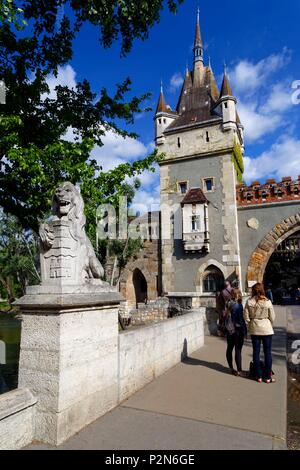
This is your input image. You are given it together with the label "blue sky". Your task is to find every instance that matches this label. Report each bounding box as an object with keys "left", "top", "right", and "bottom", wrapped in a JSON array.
[{"left": 48, "top": 0, "right": 300, "bottom": 211}]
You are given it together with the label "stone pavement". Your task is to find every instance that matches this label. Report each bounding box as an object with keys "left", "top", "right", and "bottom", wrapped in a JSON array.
[{"left": 28, "top": 308, "right": 287, "bottom": 450}]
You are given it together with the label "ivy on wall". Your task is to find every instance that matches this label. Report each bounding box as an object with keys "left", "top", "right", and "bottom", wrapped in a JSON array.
[{"left": 232, "top": 143, "right": 244, "bottom": 183}]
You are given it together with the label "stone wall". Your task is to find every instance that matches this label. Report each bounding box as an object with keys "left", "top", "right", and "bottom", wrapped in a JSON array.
[
  {"left": 119, "top": 239, "right": 161, "bottom": 310},
  {"left": 129, "top": 298, "right": 169, "bottom": 326},
  {"left": 18, "top": 304, "right": 120, "bottom": 446},
  {"left": 0, "top": 307, "right": 205, "bottom": 449},
  {"left": 118, "top": 310, "right": 205, "bottom": 401},
  {"left": 0, "top": 388, "right": 37, "bottom": 450},
  {"left": 160, "top": 150, "right": 241, "bottom": 294},
  {"left": 238, "top": 204, "right": 300, "bottom": 290}
]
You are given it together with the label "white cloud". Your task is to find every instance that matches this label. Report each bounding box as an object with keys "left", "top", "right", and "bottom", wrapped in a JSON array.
[
  {"left": 244, "top": 137, "right": 300, "bottom": 183},
  {"left": 238, "top": 102, "right": 282, "bottom": 143},
  {"left": 169, "top": 72, "right": 184, "bottom": 93},
  {"left": 131, "top": 186, "right": 160, "bottom": 215},
  {"left": 230, "top": 50, "right": 294, "bottom": 144},
  {"left": 91, "top": 130, "right": 159, "bottom": 208},
  {"left": 261, "top": 82, "right": 294, "bottom": 113},
  {"left": 91, "top": 130, "right": 149, "bottom": 171},
  {"left": 230, "top": 49, "right": 291, "bottom": 95},
  {"left": 43, "top": 65, "right": 77, "bottom": 100}
]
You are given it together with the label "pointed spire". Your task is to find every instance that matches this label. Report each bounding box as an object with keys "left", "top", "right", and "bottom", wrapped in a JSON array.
[
  {"left": 220, "top": 67, "right": 233, "bottom": 98},
  {"left": 156, "top": 82, "right": 168, "bottom": 114},
  {"left": 194, "top": 8, "right": 203, "bottom": 47},
  {"left": 193, "top": 8, "right": 204, "bottom": 65}
]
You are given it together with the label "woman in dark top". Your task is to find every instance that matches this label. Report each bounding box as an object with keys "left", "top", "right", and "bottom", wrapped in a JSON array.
[{"left": 225, "top": 288, "right": 247, "bottom": 376}]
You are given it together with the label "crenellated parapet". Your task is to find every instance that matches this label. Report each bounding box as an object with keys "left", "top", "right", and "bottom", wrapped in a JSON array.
[{"left": 236, "top": 176, "right": 300, "bottom": 206}]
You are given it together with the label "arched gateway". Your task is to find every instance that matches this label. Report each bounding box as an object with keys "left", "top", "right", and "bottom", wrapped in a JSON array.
[{"left": 246, "top": 213, "right": 300, "bottom": 287}]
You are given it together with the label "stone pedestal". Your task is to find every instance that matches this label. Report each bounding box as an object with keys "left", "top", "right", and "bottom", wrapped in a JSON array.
[{"left": 15, "top": 290, "right": 122, "bottom": 446}]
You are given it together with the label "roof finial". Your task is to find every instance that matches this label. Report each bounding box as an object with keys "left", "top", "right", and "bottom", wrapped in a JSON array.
[
  {"left": 223, "top": 61, "right": 227, "bottom": 74},
  {"left": 160, "top": 79, "right": 163, "bottom": 93},
  {"left": 193, "top": 7, "right": 204, "bottom": 65}
]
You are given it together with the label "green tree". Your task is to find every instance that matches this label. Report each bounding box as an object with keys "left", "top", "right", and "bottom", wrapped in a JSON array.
[
  {"left": 0, "top": 1, "right": 182, "bottom": 233},
  {"left": 0, "top": 0, "right": 26, "bottom": 30},
  {"left": 0, "top": 211, "right": 40, "bottom": 303}
]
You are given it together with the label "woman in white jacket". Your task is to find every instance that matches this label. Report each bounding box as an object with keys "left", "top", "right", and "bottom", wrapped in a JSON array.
[{"left": 244, "top": 283, "right": 276, "bottom": 383}]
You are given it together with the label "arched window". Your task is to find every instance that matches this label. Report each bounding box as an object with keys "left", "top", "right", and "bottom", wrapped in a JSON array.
[{"left": 203, "top": 266, "right": 224, "bottom": 293}]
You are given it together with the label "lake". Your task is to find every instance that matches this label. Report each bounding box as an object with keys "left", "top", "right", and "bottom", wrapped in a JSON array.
[{"left": 0, "top": 313, "right": 21, "bottom": 394}]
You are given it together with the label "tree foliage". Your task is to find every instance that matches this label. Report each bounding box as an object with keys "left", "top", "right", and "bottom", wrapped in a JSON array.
[
  {"left": 0, "top": 1, "right": 182, "bottom": 232},
  {"left": 0, "top": 0, "right": 26, "bottom": 30},
  {"left": 0, "top": 211, "right": 40, "bottom": 302}
]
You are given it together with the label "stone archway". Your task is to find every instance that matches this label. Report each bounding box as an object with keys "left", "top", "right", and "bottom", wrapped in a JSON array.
[
  {"left": 247, "top": 213, "right": 300, "bottom": 287},
  {"left": 132, "top": 268, "right": 148, "bottom": 307},
  {"left": 194, "top": 259, "right": 227, "bottom": 294},
  {"left": 119, "top": 260, "right": 156, "bottom": 310}
]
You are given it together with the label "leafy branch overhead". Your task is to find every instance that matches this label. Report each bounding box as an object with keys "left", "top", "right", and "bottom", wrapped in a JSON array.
[{"left": 0, "top": 0, "right": 178, "bottom": 230}]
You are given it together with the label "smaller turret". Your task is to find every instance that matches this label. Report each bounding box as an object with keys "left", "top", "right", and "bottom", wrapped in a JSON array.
[
  {"left": 219, "top": 67, "right": 237, "bottom": 132},
  {"left": 154, "top": 83, "right": 177, "bottom": 146}
]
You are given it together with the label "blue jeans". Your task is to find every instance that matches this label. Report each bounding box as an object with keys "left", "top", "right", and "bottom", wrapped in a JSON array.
[{"left": 251, "top": 335, "right": 273, "bottom": 379}]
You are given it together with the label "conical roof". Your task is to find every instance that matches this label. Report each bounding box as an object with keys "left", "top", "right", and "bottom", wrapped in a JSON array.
[
  {"left": 156, "top": 88, "right": 168, "bottom": 114},
  {"left": 220, "top": 72, "right": 233, "bottom": 98}
]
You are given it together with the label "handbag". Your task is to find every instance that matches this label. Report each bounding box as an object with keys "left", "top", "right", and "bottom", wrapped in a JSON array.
[{"left": 225, "top": 312, "right": 235, "bottom": 335}]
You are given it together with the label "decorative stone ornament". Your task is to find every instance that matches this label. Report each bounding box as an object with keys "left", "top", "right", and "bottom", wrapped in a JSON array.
[
  {"left": 39, "top": 182, "right": 104, "bottom": 286},
  {"left": 14, "top": 183, "right": 122, "bottom": 446},
  {"left": 247, "top": 218, "right": 259, "bottom": 230}
]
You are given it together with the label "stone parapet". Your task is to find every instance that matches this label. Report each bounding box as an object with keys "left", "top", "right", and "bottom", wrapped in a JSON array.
[
  {"left": 0, "top": 388, "right": 37, "bottom": 450},
  {"left": 14, "top": 292, "right": 121, "bottom": 446}
]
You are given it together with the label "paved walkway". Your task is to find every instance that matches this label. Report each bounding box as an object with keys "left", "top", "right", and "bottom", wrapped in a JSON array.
[{"left": 28, "top": 308, "right": 288, "bottom": 450}]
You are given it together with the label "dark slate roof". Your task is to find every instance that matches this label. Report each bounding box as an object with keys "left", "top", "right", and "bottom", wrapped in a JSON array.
[
  {"left": 220, "top": 72, "right": 233, "bottom": 98},
  {"left": 181, "top": 188, "right": 208, "bottom": 205},
  {"left": 166, "top": 66, "right": 221, "bottom": 130}
]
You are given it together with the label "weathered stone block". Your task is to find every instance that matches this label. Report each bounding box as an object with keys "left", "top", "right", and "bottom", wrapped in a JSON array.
[{"left": 16, "top": 300, "right": 120, "bottom": 446}]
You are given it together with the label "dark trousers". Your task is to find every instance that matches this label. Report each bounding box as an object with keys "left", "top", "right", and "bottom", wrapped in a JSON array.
[
  {"left": 251, "top": 335, "right": 273, "bottom": 379},
  {"left": 226, "top": 330, "right": 244, "bottom": 371}
]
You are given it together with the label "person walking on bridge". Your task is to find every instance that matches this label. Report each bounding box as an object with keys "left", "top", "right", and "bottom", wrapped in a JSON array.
[{"left": 244, "top": 283, "right": 276, "bottom": 383}]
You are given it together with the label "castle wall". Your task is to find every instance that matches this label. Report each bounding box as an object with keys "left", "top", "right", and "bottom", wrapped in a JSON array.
[
  {"left": 160, "top": 148, "right": 241, "bottom": 293},
  {"left": 238, "top": 201, "right": 300, "bottom": 289},
  {"left": 162, "top": 122, "right": 234, "bottom": 161}
]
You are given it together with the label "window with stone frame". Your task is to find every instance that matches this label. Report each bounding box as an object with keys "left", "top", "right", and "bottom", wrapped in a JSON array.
[
  {"left": 203, "top": 178, "right": 214, "bottom": 192},
  {"left": 203, "top": 266, "right": 224, "bottom": 293},
  {"left": 178, "top": 181, "right": 188, "bottom": 194}
]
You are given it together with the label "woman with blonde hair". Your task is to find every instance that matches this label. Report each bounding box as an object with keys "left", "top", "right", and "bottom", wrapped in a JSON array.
[
  {"left": 225, "top": 288, "right": 247, "bottom": 376},
  {"left": 244, "top": 283, "right": 276, "bottom": 383}
]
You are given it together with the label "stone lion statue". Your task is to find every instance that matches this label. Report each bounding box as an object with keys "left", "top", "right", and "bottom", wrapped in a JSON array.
[{"left": 39, "top": 182, "right": 104, "bottom": 282}]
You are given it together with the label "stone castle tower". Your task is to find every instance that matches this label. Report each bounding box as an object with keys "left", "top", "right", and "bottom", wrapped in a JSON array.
[{"left": 155, "top": 11, "right": 245, "bottom": 296}]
